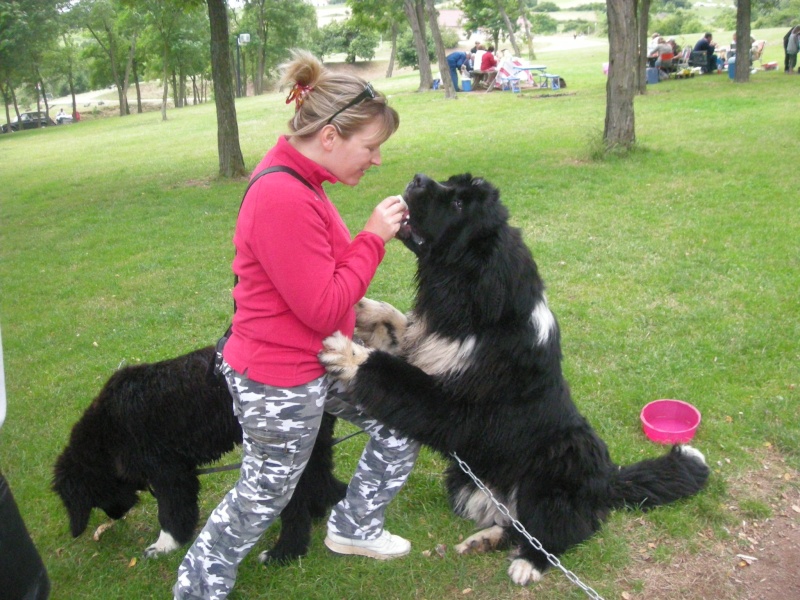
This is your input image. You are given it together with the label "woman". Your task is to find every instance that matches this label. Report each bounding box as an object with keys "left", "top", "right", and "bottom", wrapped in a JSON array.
[{"left": 174, "top": 50, "right": 420, "bottom": 600}]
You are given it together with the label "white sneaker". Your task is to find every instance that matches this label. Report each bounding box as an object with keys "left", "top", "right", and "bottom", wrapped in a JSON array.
[{"left": 324, "top": 529, "right": 411, "bottom": 560}]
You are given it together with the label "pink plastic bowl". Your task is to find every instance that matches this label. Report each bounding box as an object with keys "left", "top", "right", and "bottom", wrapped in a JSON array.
[{"left": 640, "top": 399, "right": 701, "bottom": 444}]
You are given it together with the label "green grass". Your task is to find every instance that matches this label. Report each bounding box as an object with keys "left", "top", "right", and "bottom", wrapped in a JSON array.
[{"left": 1, "top": 29, "right": 798, "bottom": 599}]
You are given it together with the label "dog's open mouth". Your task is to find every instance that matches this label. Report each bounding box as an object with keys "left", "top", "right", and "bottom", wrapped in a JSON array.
[{"left": 397, "top": 203, "right": 425, "bottom": 247}]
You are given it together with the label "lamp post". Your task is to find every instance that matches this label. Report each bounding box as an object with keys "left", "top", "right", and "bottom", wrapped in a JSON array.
[{"left": 236, "top": 33, "right": 250, "bottom": 98}]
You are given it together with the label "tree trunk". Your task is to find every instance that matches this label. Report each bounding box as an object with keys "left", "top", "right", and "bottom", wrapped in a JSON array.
[
  {"left": 386, "top": 21, "right": 398, "bottom": 78},
  {"left": 734, "top": 0, "right": 752, "bottom": 82},
  {"left": 122, "top": 35, "right": 136, "bottom": 116},
  {"left": 133, "top": 59, "right": 143, "bottom": 113},
  {"left": 517, "top": 0, "right": 536, "bottom": 60},
  {"left": 37, "top": 73, "right": 50, "bottom": 120},
  {"left": 496, "top": 1, "right": 521, "bottom": 57},
  {"left": 2, "top": 82, "right": 13, "bottom": 134},
  {"left": 425, "top": 0, "right": 456, "bottom": 99},
  {"left": 604, "top": 0, "right": 637, "bottom": 151},
  {"left": 162, "top": 43, "right": 169, "bottom": 121},
  {"left": 403, "top": 0, "right": 433, "bottom": 92},
  {"left": 207, "top": 0, "right": 246, "bottom": 178},
  {"left": 636, "top": 0, "right": 651, "bottom": 94}
]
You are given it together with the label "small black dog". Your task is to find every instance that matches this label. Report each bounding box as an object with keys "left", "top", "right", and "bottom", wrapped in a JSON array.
[{"left": 53, "top": 346, "right": 346, "bottom": 562}]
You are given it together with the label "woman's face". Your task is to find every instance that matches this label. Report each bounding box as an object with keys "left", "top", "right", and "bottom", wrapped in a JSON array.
[{"left": 326, "top": 119, "right": 385, "bottom": 187}]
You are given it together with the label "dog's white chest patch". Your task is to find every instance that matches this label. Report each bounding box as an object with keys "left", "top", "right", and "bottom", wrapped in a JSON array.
[
  {"left": 530, "top": 297, "right": 556, "bottom": 346},
  {"left": 404, "top": 319, "right": 477, "bottom": 376}
]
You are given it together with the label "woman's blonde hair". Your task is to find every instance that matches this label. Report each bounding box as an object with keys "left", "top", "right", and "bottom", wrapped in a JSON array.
[{"left": 279, "top": 50, "right": 399, "bottom": 142}]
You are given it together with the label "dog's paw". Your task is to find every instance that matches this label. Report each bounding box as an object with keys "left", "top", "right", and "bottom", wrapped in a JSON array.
[
  {"left": 319, "top": 332, "right": 370, "bottom": 384},
  {"left": 507, "top": 558, "right": 542, "bottom": 586},
  {"left": 455, "top": 525, "right": 505, "bottom": 555},
  {"left": 354, "top": 298, "right": 407, "bottom": 354},
  {"left": 677, "top": 444, "right": 706, "bottom": 465},
  {"left": 143, "top": 530, "right": 180, "bottom": 557}
]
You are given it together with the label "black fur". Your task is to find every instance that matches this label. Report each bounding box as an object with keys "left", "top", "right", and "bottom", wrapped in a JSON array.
[
  {"left": 52, "top": 346, "right": 346, "bottom": 562},
  {"left": 339, "top": 174, "right": 710, "bottom": 583}
]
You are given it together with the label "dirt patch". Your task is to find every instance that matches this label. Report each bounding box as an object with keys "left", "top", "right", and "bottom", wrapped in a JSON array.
[{"left": 617, "top": 448, "right": 800, "bottom": 599}]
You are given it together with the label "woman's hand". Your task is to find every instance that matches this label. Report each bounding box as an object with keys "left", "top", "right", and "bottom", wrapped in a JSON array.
[{"left": 363, "top": 195, "right": 407, "bottom": 243}]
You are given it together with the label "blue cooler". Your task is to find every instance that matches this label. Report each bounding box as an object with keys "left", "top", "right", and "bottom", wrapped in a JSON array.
[
  {"left": 646, "top": 67, "right": 659, "bottom": 84},
  {"left": 461, "top": 78, "right": 472, "bottom": 92},
  {"left": 728, "top": 57, "right": 736, "bottom": 79}
]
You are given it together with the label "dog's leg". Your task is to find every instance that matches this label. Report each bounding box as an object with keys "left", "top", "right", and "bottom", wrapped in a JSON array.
[
  {"left": 354, "top": 298, "right": 408, "bottom": 354},
  {"left": 260, "top": 413, "right": 347, "bottom": 566},
  {"left": 144, "top": 470, "right": 200, "bottom": 557},
  {"left": 455, "top": 525, "right": 507, "bottom": 554}
]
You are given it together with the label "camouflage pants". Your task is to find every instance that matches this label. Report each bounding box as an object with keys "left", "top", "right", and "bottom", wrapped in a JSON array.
[{"left": 173, "top": 361, "right": 420, "bottom": 600}]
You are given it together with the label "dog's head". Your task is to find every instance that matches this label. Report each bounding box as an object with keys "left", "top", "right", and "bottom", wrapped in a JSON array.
[
  {"left": 52, "top": 444, "right": 140, "bottom": 537},
  {"left": 398, "top": 173, "right": 508, "bottom": 261}
]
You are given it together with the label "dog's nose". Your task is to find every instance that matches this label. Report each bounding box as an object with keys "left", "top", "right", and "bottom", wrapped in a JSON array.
[{"left": 410, "top": 174, "right": 429, "bottom": 189}]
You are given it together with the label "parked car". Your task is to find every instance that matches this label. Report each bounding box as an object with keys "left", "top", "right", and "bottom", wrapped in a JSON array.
[{"left": 1, "top": 111, "right": 56, "bottom": 133}]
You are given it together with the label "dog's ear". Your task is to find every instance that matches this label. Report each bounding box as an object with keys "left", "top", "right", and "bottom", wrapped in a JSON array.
[{"left": 52, "top": 449, "right": 94, "bottom": 537}]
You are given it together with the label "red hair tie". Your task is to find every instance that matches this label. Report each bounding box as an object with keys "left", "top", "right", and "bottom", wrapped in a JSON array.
[{"left": 285, "top": 83, "right": 313, "bottom": 111}]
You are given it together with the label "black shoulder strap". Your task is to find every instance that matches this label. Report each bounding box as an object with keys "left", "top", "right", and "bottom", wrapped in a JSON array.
[
  {"left": 230, "top": 165, "right": 318, "bottom": 307},
  {"left": 237, "top": 164, "right": 318, "bottom": 216}
]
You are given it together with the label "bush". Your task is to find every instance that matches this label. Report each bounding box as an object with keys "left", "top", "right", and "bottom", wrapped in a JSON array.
[
  {"left": 572, "top": 3, "right": 606, "bottom": 11},
  {"left": 649, "top": 9, "right": 704, "bottom": 37},
  {"left": 396, "top": 29, "right": 460, "bottom": 70},
  {"left": 532, "top": 1, "right": 560, "bottom": 12},
  {"left": 531, "top": 13, "right": 559, "bottom": 35},
  {"left": 562, "top": 19, "right": 595, "bottom": 35}
]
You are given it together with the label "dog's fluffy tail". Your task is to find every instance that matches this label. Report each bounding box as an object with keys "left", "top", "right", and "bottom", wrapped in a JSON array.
[{"left": 610, "top": 445, "right": 710, "bottom": 510}]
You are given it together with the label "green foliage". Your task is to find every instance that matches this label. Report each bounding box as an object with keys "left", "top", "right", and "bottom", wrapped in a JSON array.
[
  {"left": 713, "top": 8, "right": 738, "bottom": 30},
  {"left": 572, "top": 2, "right": 607, "bottom": 11},
  {"left": 531, "top": 13, "right": 559, "bottom": 35},
  {"left": 650, "top": 9, "right": 705, "bottom": 36},
  {"left": 753, "top": 0, "right": 800, "bottom": 28},
  {"left": 313, "top": 19, "right": 380, "bottom": 63},
  {"left": 395, "top": 27, "right": 458, "bottom": 71},
  {"left": 532, "top": 1, "right": 560, "bottom": 11},
  {"left": 562, "top": 19, "right": 594, "bottom": 35}
]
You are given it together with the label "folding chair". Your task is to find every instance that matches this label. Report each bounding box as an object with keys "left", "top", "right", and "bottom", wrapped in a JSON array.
[{"left": 750, "top": 40, "right": 766, "bottom": 66}]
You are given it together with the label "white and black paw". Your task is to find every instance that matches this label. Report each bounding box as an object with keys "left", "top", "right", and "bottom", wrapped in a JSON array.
[
  {"left": 677, "top": 444, "right": 707, "bottom": 465},
  {"left": 319, "top": 331, "right": 371, "bottom": 384},
  {"left": 455, "top": 525, "right": 505, "bottom": 555},
  {"left": 354, "top": 298, "right": 407, "bottom": 354},
  {"left": 507, "top": 558, "right": 543, "bottom": 586},
  {"left": 143, "top": 530, "right": 180, "bottom": 557}
]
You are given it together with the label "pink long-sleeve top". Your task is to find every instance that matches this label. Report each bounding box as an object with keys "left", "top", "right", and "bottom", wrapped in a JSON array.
[{"left": 223, "top": 136, "right": 386, "bottom": 386}]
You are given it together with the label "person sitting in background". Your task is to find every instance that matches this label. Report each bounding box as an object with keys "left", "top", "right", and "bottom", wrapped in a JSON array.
[
  {"left": 647, "top": 33, "right": 662, "bottom": 66},
  {"left": 694, "top": 32, "right": 718, "bottom": 73},
  {"left": 480, "top": 45, "right": 497, "bottom": 72}
]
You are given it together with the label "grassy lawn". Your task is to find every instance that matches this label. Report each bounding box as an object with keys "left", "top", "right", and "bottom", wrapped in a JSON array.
[{"left": 1, "top": 30, "right": 798, "bottom": 600}]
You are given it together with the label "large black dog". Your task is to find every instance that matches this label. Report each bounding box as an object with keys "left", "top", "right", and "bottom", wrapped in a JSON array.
[
  {"left": 53, "top": 346, "right": 346, "bottom": 562},
  {"left": 320, "top": 173, "right": 710, "bottom": 586}
]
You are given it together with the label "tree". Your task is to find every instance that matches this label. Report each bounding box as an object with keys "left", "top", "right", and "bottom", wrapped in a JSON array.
[
  {"left": 74, "top": 0, "right": 137, "bottom": 116},
  {"left": 403, "top": 0, "right": 433, "bottom": 92},
  {"left": 517, "top": 0, "right": 536, "bottom": 60},
  {"left": 348, "top": 0, "right": 406, "bottom": 78},
  {"left": 207, "top": 0, "right": 246, "bottom": 177},
  {"left": 424, "top": 0, "right": 456, "bottom": 99},
  {"left": 240, "top": 0, "right": 316, "bottom": 95},
  {"left": 733, "top": 0, "right": 752, "bottom": 82},
  {"left": 494, "top": 0, "right": 521, "bottom": 57},
  {"left": 604, "top": 0, "right": 637, "bottom": 151}
]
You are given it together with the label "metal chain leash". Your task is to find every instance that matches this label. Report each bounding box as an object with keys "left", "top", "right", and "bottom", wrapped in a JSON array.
[{"left": 450, "top": 452, "right": 606, "bottom": 600}]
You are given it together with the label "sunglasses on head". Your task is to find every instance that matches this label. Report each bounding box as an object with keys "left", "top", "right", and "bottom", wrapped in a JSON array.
[{"left": 326, "top": 83, "right": 376, "bottom": 125}]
